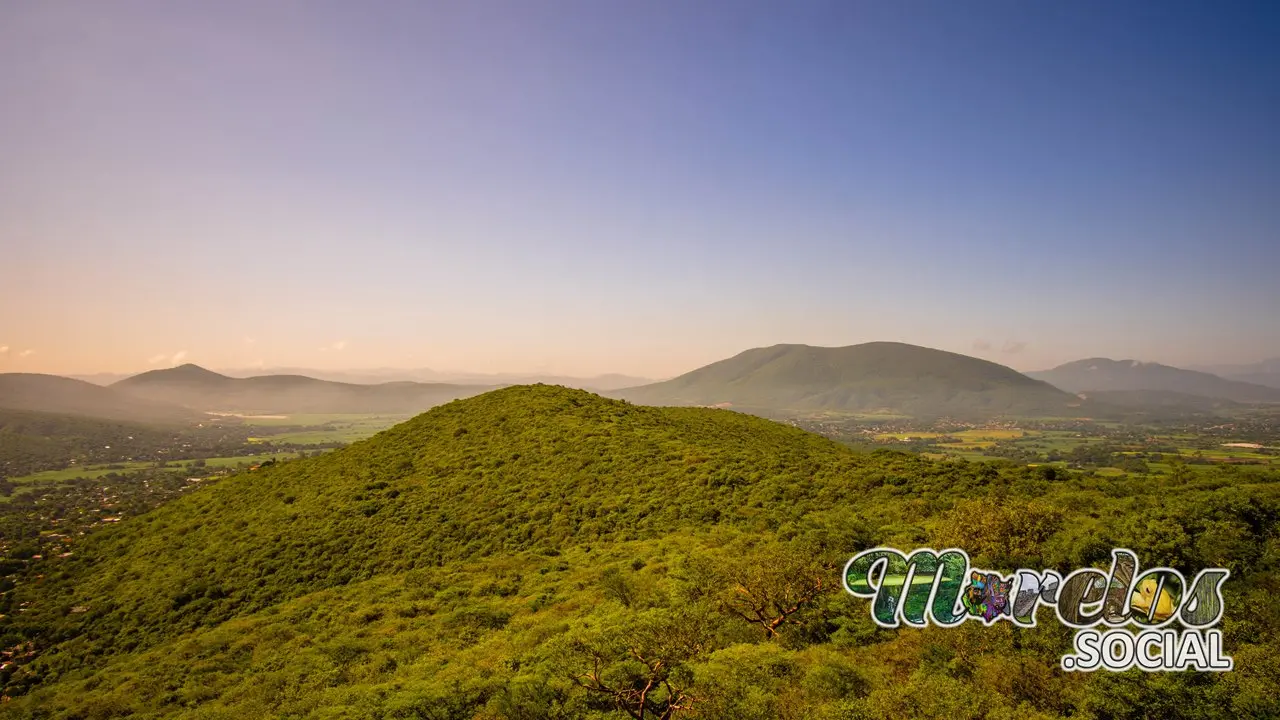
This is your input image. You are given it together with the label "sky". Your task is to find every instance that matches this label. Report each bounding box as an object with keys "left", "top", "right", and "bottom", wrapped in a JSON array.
[{"left": 2, "top": 0, "right": 1278, "bottom": 378}]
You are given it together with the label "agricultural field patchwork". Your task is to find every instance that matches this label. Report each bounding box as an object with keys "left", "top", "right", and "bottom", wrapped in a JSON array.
[
  {"left": 243, "top": 413, "right": 412, "bottom": 445},
  {"left": 800, "top": 413, "right": 1280, "bottom": 475}
]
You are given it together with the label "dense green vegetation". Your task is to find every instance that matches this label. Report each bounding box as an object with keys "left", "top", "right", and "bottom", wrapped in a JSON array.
[
  {"left": 612, "top": 342, "right": 1080, "bottom": 418},
  {"left": 0, "top": 453, "right": 336, "bottom": 594},
  {"left": 1, "top": 385, "right": 1278, "bottom": 718},
  {"left": 0, "top": 410, "right": 264, "bottom": 482}
]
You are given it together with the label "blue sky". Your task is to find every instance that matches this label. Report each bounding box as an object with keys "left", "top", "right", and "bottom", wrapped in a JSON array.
[{"left": 2, "top": 0, "right": 1278, "bottom": 376}]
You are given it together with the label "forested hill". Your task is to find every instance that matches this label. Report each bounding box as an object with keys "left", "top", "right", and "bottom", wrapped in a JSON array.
[
  {"left": 3, "top": 385, "right": 1278, "bottom": 717},
  {"left": 614, "top": 342, "right": 1079, "bottom": 418},
  {"left": 6, "top": 385, "right": 873, "bottom": 652},
  {"left": 112, "top": 363, "right": 494, "bottom": 413}
]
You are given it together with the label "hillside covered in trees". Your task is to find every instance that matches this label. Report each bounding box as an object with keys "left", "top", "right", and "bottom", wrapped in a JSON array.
[{"left": 1, "top": 386, "right": 1277, "bottom": 719}]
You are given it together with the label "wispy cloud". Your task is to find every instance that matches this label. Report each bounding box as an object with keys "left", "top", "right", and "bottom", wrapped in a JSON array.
[
  {"left": 18, "top": 349, "right": 34, "bottom": 358},
  {"left": 149, "top": 350, "right": 189, "bottom": 365},
  {"left": 243, "top": 336, "right": 256, "bottom": 346},
  {"left": 0, "top": 346, "right": 8, "bottom": 355},
  {"left": 971, "top": 339, "right": 992, "bottom": 352},
  {"left": 1002, "top": 341, "right": 1027, "bottom": 355},
  {"left": 320, "top": 340, "right": 347, "bottom": 352}
]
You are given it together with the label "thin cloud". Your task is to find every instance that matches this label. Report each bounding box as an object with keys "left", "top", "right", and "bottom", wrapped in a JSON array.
[
  {"left": 18, "top": 349, "right": 34, "bottom": 358},
  {"left": 0, "top": 346, "right": 8, "bottom": 355},
  {"left": 971, "top": 339, "right": 992, "bottom": 352},
  {"left": 320, "top": 340, "right": 348, "bottom": 352},
  {"left": 148, "top": 351, "right": 191, "bottom": 366},
  {"left": 1002, "top": 341, "right": 1027, "bottom": 355},
  {"left": 243, "top": 336, "right": 256, "bottom": 346}
]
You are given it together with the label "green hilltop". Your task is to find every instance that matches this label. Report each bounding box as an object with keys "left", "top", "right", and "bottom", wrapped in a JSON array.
[
  {"left": 7, "top": 385, "right": 868, "bottom": 650},
  {"left": 2, "top": 385, "right": 1278, "bottom": 718},
  {"left": 613, "top": 342, "right": 1080, "bottom": 418}
]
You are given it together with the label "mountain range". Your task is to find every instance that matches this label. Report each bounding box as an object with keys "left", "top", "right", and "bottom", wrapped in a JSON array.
[
  {"left": 611, "top": 342, "right": 1080, "bottom": 418},
  {"left": 70, "top": 368, "right": 657, "bottom": 391},
  {"left": 12, "top": 345, "right": 1280, "bottom": 425},
  {"left": 110, "top": 364, "right": 495, "bottom": 415},
  {"left": 1189, "top": 359, "right": 1280, "bottom": 390},
  {"left": 0, "top": 373, "right": 198, "bottom": 424},
  {"left": 1029, "top": 358, "right": 1280, "bottom": 404}
]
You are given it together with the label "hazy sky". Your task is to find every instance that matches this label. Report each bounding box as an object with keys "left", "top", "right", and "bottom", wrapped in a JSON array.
[{"left": 3, "top": 1, "right": 1278, "bottom": 377}]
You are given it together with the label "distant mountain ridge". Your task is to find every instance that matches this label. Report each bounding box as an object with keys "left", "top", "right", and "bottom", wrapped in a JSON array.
[
  {"left": 1029, "top": 358, "right": 1280, "bottom": 404},
  {"left": 73, "top": 368, "right": 657, "bottom": 391},
  {"left": 52, "top": 353, "right": 1280, "bottom": 418},
  {"left": 1189, "top": 359, "right": 1280, "bottom": 390},
  {"left": 611, "top": 342, "right": 1079, "bottom": 418},
  {"left": 0, "top": 374, "right": 196, "bottom": 424},
  {"left": 112, "top": 364, "right": 495, "bottom": 414}
]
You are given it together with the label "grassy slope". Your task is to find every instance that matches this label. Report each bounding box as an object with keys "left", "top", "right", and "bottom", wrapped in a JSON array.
[
  {"left": 10, "top": 386, "right": 875, "bottom": 650},
  {"left": 4, "top": 386, "right": 1280, "bottom": 719}
]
